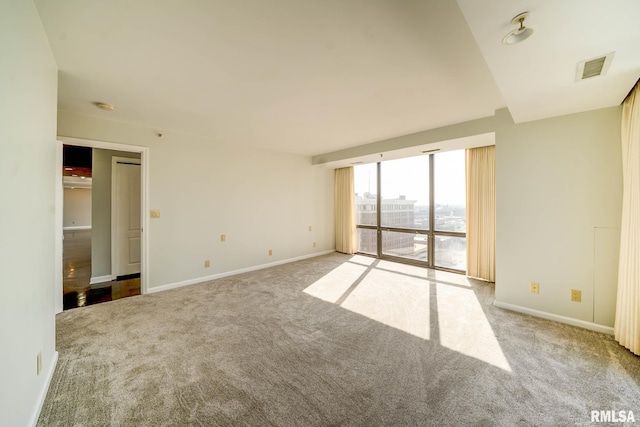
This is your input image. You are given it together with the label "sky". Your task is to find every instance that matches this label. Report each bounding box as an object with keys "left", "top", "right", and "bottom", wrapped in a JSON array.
[{"left": 353, "top": 149, "right": 466, "bottom": 206}]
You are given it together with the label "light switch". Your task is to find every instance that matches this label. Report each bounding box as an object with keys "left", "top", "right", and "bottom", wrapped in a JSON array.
[{"left": 150, "top": 210, "right": 161, "bottom": 218}]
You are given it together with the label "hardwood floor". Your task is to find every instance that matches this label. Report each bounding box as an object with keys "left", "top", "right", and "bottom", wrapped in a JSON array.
[
  {"left": 63, "top": 230, "right": 92, "bottom": 292},
  {"left": 63, "top": 229, "right": 140, "bottom": 310}
]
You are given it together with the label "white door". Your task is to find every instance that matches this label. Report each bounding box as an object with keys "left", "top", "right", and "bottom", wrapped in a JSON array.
[{"left": 114, "top": 160, "right": 141, "bottom": 277}]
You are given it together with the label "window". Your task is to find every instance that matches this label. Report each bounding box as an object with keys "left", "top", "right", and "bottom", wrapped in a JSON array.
[
  {"left": 381, "top": 156, "right": 429, "bottom": 230},
  {"left": 354, "top": 150, "right": 466, "bottom": 272},
  {"left": 356, "top": 228, "right": 377, "bottom": 255},
  {"left": 382, "top": 230, "right": 428, "bottom": 262},
  {"left": 433, "top": 150, "right": 466, "bottom": 270},
  {"left": 434, "top": 150, "right": 466, "bottom": 233},
  {"left": 354, "top": 163, "right": 378, "bottom": 254}
]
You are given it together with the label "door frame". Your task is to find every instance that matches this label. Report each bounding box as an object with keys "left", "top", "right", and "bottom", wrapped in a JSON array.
[
  {"left": 55, "top": 141, "right": 64, "bottom": 314},
  {"left": 111, "top": 156, "right": 142, "bottom": 280},
  {"left": 56, "top": 136, "right": 149, "bottom": 313}
]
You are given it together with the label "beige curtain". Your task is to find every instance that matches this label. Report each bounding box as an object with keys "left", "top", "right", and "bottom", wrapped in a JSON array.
[
  {"left": 466, "top": 146, "right": 496, "bottom": 282},
  {"left": 615, "top": 81, "right": 640, "bottom": 355},
  {"left": 335, "top": 167, "right": 356, "bottom": 254}
]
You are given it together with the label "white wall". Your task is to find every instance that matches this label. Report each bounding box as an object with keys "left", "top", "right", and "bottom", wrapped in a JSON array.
[
  {"left": 57, "top": 112, "right": 335, "bottom": 291},
  {"left": 495, "top": 107, "right": 623, "bottom": 327},
  {"left": 0, "top": 1, "right": 58, "bottom": 426},
  {"left": 309, "top": 103, "right": 623, "bottom": 331},
  {"left": 63, "top": 187, "right": 91, "bottom": 228}
]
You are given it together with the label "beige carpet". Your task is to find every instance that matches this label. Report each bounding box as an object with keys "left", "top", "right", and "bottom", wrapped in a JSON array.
[{"left": 38, "top": 253, "right": 639, "bottom": 426}]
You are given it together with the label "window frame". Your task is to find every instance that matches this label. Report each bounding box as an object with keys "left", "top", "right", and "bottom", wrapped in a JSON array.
[{"left": 354, "top": 153, "right": 467, "bottom": 273}]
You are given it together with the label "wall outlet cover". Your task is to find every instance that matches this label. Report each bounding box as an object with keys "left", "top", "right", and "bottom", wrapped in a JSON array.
[
  {"left": 571, "top": 289, "right": 582, "bottom": 302},
  {"left": 530, "top": 282, "right": 540, "bottom": 294}
]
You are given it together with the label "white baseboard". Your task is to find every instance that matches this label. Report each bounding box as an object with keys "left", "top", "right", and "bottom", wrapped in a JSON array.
[
  {"left": 29, "top": 350, "right": 58, "bottom": 427},
  {"left": 63, "top": 225, "right": 91, "bottom": 230},
  {"left": 149, "top": 250, "right": 336, "bottom": 294},
  {"left": 90, "top": 275, "right": 112, "bottom": 285},
  {"left": 493, "top": 300, "right": 614, "bottom": 335}
]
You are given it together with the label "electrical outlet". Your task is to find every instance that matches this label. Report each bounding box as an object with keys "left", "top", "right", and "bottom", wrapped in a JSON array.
[
  {"left": 220, "top": 234, "right": 226, "bottom": 242},
  {"left": 530, "top": 282, "right": 539, "bottom": 294},
  {"left": 268, "top": 249, "right": 273, "bottom": 256},
  {"left": 308, "top": 225, "right": 312, "bottom": 231},
  {"left": 571, "top": 289, "right": 582, "bottom": 302},
  {"left": 150, "top": 210, "right": 161, "bottom": 218},
  {"left": 204, "top": 260, "right": 210, "bottom": 268},
  {"left": 37, "top": 352, "right": 42, "bottom": 375}
]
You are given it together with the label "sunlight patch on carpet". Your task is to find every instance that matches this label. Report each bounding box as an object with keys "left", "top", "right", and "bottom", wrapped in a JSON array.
[
  {"left": 302, "top": 256, "right": 511, "bottom": 372},
  {"left": 340, "top": 268, "right": 431, "bottom": 340},
  {"left": 303, "top": 260, "right": 368, "bottom": 303},
  {"left": 437, "top": 283, "right": 512, "bottom": 372}
]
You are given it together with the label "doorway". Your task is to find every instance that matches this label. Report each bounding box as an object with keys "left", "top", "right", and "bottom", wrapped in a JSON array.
[
  {"left": 112, "top": 157, "right": 141, "bottom": 279},
  {"left": 61, "top": 145, "right": 94, "bottom": 308},
  {"left": 57, "top": 138, "right": 148, "bottom": 313}
]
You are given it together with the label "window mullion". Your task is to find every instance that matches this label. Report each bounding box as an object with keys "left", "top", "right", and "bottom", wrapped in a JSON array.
[
  {"left": 428, "top": 154, "right": 435, "bottom": 267},
  {"left": 376, "top": 161, "right": 382, "bottom": 258}
]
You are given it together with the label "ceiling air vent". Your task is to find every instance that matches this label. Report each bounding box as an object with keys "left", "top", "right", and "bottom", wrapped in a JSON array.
[{"left": 576, "top": 52, "right": 614, "bottom": 82}]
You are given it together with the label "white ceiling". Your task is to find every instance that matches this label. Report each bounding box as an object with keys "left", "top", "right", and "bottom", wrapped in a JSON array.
[
  {"left": 35, "top": 0, "right": 640, "bottom": 157},
  {"left": 457, "top": 0, "right": 640, "bottom": 124}
]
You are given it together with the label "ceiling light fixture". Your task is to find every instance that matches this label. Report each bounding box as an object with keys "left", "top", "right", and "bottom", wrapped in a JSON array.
[
  {"left": 502, "top": 12, "right": 535, "bottom": 45},
  {"left": 96, "top": 102, "right": 115, "bottom": 111}
]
